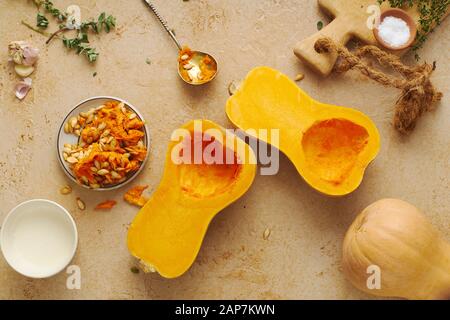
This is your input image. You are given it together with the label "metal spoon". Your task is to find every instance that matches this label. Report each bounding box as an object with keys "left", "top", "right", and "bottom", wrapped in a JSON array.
[{"left": 143, "top": 0, "right": 218, "bottom": 85}]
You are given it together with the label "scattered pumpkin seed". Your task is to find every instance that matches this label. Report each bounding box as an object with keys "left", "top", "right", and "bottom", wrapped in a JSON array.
[
  {"left": 263, "top": 228, "right": 271, "bottom": 240},
  {"left": 295, "top": 73, "right": 305, "bottom": 81},
  {"left": 228, "top": 80, "right": 241, "bottom": 96},
  {"left": 76, "top": 197, "right": 86, "bottom": 210},
  {"left": 60, "top": 185, "right": 72, "bottom": 195}
]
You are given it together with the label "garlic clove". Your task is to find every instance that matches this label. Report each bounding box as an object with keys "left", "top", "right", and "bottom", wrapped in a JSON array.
[
  {"left": 15, "top": 78, "right": 32, "bottom": 100},
  {"left": 65, "top": 5, "right": 82, "bottom": 30},
  {"left": 14, "top": 64, "right": 35, "bottom": 77},
  {"left": 22, "top": 46, "right": 39, "bottom": 66}
]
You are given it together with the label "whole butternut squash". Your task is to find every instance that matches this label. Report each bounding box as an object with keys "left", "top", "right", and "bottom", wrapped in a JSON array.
[{"left": 342, "top": 199, "right": 450, "bottom": 299}]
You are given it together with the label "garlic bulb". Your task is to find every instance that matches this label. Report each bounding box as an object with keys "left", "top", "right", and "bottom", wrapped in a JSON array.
[
  {"left": 8, "top": 41, "right": 39, "bottom": 66},
  {"left": 8, "top": 41, "right": 27, "bottom": 65},
  {"left": 342, "top": 199, "right": 450, "bottom": 300},
  {"left": 15, "top": 78, "right": 32, "bottom": 100}
]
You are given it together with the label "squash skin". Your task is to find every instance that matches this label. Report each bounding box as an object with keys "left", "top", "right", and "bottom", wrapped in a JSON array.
[
  {"left": 225, "top": 66, "right": 380, "bottom": 196},
  {"left": 127, "top": 119, "right": 256, "bottom": 278},
  {"left": 342, "top": 199, "right": 450, "bottom": 300}
]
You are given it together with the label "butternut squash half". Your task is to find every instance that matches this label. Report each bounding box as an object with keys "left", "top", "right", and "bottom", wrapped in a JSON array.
[
  {"left": 127, "top": 119, "right": 256, "bottom": 278},
  {"left": 226, "top": 67, "right": 380, "bottom": 196}
]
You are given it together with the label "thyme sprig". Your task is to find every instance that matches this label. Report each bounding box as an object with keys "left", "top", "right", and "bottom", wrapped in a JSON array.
[
  {"left": 35, "top": 0, "right": 66, "bottom": 21},
  {"left": 377, "top": 0, "right": 450, "bottom": 59},
  {"left": 62, "top": 33, "right": 99, "bottom": 62},
  {"left": 81, "top": 12, "right": 116, "bottom": 34},
  {"left": 30, "top": 1, "right": 116, "bottom": 63}
]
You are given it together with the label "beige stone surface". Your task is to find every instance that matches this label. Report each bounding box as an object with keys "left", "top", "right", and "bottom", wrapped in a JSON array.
[{"left": 0, "top": 0, "right": 448, "bottom": 300}]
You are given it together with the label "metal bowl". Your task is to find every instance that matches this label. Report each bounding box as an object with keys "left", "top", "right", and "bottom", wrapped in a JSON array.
[{"left": 57, "top": 96, "right": 150, "bottom": 191}]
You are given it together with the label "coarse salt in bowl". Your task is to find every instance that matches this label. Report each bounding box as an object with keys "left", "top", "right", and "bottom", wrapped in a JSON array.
[{"left": 374, "top": 8, "right": 417, "bottom": 51}]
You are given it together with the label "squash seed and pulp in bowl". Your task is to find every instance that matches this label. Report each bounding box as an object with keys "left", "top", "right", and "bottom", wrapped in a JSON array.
[{"left": 57, "top": 96, "right": 150, "bottom": 190}]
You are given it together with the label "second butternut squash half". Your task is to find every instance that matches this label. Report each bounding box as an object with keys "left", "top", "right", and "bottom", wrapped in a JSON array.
[{"left": 226, "top": 67, "right": 380, "bottom": 196}]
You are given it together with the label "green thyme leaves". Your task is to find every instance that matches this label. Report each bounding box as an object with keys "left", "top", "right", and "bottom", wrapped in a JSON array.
[
  {"left": 317, "top": 20, "right": 324, "bottom": 30},
  {"left": 37, "top": 13, "right": 49, "bottom": 28},
  {"left": 80, "top": 12, "right": 116, "bottom": 34}
]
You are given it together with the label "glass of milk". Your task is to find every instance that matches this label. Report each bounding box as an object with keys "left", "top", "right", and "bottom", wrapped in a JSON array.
[{"left": 0, "top": 199, "right": 78, "bottom": 278}]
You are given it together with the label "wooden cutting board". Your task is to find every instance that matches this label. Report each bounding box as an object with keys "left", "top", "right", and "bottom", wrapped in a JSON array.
[{"left": 293, "top": 0, "right": 446, "bottom": 76}]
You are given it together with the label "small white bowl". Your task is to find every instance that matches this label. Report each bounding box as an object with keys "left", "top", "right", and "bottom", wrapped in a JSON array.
[
  {"left": 57, "top": 96, "right": 150, "bottom": 191},
  {"left": 0, "top": 199, "right": 78, "bottom": 278}
]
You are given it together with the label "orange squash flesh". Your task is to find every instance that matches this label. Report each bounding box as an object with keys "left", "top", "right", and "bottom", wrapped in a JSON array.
[
  {"left": 127, "top": 120, "right": 256, "bottom": 278},
  {"left": 226, "top": 67, "right": 380, "bottom": 196}
]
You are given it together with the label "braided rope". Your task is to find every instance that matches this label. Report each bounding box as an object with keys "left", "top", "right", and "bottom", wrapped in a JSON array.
[{"left": 314, "top": 37, "right": 442, "bottom": 134}]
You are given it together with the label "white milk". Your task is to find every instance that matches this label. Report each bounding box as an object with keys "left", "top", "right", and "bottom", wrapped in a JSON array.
[{"left": 1, "top": 200, "right": 77, "bottom": 278}]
